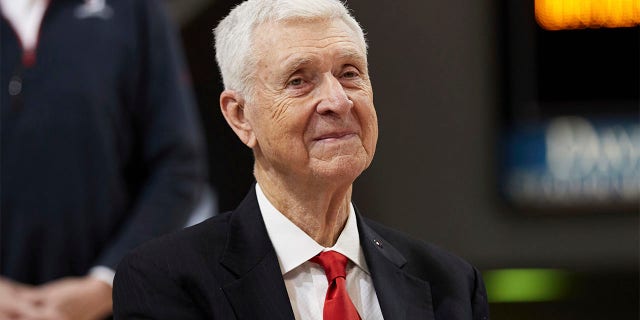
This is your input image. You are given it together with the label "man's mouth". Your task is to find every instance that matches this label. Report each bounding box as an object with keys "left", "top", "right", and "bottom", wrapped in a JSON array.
[{"left": 313, "top": 131, "right": 357, "bottom": 141}]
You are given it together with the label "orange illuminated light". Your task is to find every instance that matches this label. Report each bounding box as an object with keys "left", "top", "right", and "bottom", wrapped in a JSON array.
[{"left": 536, "top": 0, "right": 640, "bottom": 30}]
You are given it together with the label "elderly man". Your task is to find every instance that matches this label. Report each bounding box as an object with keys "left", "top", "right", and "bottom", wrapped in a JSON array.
[{"left": 113, "top": 0, "right": 489, "bottom": 319}]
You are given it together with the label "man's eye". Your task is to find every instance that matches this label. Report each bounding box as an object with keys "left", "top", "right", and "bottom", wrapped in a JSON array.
[
  {"left": 288, "top": 78, "right": 304, "bottom": 86},
  {"left": 342, "top": 71, "right": 359, "bottom": 79}
]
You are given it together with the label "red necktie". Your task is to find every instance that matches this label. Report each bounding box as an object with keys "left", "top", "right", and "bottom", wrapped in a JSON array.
[{"left": 310, "top": 251, "right": 362, "bottom": 320}]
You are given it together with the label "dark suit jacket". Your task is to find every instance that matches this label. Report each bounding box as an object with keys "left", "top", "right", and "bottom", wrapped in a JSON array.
[{"left": 113, "top": 187, "right": 489, "bottom": 319}]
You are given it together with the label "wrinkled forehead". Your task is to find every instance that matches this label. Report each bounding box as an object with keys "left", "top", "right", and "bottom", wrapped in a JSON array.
[{"left": 251, "top": 17, "right": 367, "bottom": 63}]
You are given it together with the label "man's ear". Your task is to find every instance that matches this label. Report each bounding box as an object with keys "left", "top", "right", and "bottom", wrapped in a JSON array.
[{"left": 220, "top": 90, "right": 257, "bottom": 148}]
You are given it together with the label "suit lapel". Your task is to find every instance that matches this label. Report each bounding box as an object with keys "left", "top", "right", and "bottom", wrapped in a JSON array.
[
  {"left": 357, "top": 214, "right": 436, "bottom": 320},
  {"left": 219, "top": 187, "right": 295, "bottom": 320},
  {"left": 217, "top": 188, "right": 434, "bottom": 320}
]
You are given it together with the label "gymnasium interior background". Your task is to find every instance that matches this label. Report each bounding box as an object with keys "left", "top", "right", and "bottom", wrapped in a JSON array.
[{"left": 167, "top": 0, "right": 639, "bottom": 319}]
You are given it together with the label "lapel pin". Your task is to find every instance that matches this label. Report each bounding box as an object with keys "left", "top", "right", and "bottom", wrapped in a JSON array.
[{"left": 373, "top": 239, "right": 383, "bottom": 248}]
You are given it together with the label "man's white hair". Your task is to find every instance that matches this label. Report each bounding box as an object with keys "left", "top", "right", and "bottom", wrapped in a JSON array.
[{"left": 213, "top": 0, "right": 367, "bottom": 101}]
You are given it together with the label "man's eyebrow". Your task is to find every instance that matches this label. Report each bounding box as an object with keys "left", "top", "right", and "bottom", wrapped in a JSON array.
[
  {"left": 335, "top": 50, "right": 367, "bottom": 66},
  {"left": 277, "top": 49, "right": 367, "bottom": 81},
  {"left": 281, "top": 56, "right": 315, "bottom": 77}
]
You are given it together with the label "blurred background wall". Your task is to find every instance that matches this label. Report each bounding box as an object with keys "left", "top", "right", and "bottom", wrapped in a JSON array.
[{"left": 168, "top": 0, "right": 639, "bottom": 318}]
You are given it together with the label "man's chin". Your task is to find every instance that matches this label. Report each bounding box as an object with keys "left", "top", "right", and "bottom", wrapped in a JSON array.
[{"left": 309, "top": 155, "right": 368, "bottom": 182}]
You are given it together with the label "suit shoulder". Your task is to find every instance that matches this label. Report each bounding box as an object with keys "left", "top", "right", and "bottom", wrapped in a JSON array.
[
  {"left": 361, "top": 217, "right": 490, "bottom": 319},
  {"left": 117, "top": 212, "right": 232, "bottom": 271},
  {"left": 113, "top": 212, "right": 235, "bottom": 318},
  {"left": 363, "top": 217, "right": 478, "bottom": 280}
]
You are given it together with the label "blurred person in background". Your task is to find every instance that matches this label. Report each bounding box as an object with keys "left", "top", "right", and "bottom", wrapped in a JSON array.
[{"left": 0, "top": 0, "right": 207, "bottom": 318}]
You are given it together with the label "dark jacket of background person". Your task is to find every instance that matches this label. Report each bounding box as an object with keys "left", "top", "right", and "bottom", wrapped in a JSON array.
[{"left": 0, "top": 0, "right": 206, "bottom": 285}]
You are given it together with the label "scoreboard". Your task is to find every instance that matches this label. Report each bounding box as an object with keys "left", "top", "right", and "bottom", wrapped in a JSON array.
[{"left": 499, "top": 0, "right": 639, "bottom": 212}]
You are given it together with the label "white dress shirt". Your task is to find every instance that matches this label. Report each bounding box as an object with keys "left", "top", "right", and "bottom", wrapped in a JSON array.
[
  {"left": 0, "top": 0, "right": 47, "bottom": 51},
  {"left": 256, "top": 184, "right": 384, "bottom": 320}
]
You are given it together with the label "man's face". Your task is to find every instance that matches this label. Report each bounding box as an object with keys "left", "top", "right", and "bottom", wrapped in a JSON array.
[{"left": 245, "top": 18, "right": 378, "bottom": 183}]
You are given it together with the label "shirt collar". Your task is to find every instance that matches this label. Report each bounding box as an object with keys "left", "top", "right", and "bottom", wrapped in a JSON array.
[{"left": 256, "top": 183, "right": 369, "bottom": 275}]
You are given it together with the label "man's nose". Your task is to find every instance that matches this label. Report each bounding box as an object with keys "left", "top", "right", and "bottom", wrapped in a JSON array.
[{"left": 316, "top": 74, "right": 353, "bottom": 115}]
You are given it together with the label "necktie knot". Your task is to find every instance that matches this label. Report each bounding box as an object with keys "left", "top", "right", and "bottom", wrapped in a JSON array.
[
  {"left": 310, "top": 251, "right": 348, "bottom": 284},
  {"left": 309, "top": 250, "right": 361, "bottom": 320}
]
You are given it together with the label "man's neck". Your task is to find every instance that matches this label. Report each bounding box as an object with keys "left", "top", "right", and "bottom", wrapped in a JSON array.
[{"left": 254, "top": 166, "right": 353, "bottom": 247}]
